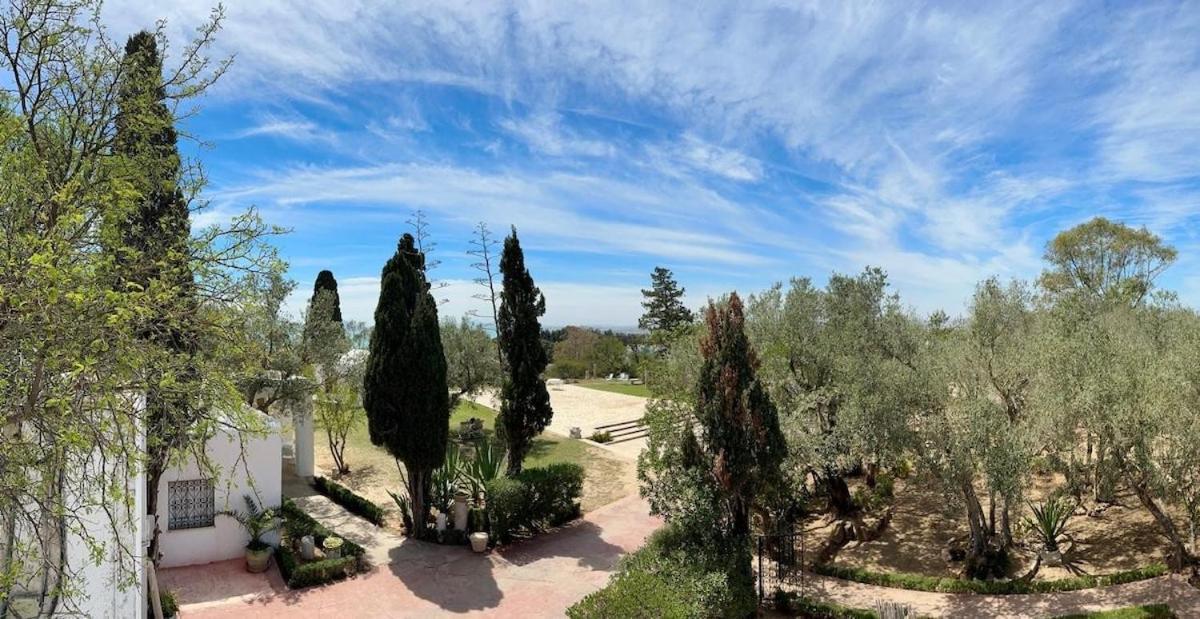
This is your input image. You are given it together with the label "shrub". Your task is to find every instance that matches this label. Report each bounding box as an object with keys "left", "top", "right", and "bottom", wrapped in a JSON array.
[
  {"left": 313, "top": 476, "right": 386, "bottom": 526},
  {"left": 770, "top": 591, "right": 878, "bottom": 618},
  {"left": 519, "top": 463, "right": 584, "bottom": 528},
  {"left": 1054, "top": 605, "right": 1176, "bottom": 619},
  {"left": 812, "top": 562, "right": 1168, "bottom": 594},
  {"left": 485, "top": 464, "right": 585, "bottom": 542},
  {"left": 156, "top": 589, "right": 179, "bottom": 617},
  {"left": 589, "top": 430, "right": 613, "bottom": 443},
  {"left": 276, "top": 500, "right": 367, "bottom": 589},
  {"left": 485, "top": 476, "right": 530, "bottom": 543},
  {"left": 549, "top": 359, "right": 589, "bottom": 379},
  {"left": 568, "top": 525, "right": 755, "bottom": 619}
]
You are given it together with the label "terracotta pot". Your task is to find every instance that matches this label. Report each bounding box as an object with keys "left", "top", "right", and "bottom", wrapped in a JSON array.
[{"left": 246, "top": 546, "right": 272, "bottom": 573}]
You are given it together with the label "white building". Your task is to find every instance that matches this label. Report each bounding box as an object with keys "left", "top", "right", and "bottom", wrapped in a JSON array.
[{"left": 155, "top": 410, "right": 283, "bottom": 569}]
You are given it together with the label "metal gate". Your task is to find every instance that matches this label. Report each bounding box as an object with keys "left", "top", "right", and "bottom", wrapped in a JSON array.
[{"left": 755, "top": 526, "right": 806, "bottom": 601}]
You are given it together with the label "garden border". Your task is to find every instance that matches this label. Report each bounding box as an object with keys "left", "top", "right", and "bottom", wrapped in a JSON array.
[
  {"left": 312, "top": 475, "right": 386, "bottom": 526},
  {"left": 812, "top": 562, "right": 1170, "bottom": 595}
]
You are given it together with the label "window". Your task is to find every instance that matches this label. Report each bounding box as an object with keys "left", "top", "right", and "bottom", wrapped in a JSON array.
[{"left": 168, "top": 479, "right": 215, "bottom": 530}]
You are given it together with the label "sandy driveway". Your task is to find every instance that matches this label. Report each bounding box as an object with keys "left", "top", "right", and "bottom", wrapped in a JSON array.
[{"left": 470, "top": 383, "right": 649, "bottom": 461}]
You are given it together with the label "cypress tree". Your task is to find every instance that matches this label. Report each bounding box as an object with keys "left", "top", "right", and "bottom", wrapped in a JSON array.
[
  {"left": 695, "top": 294, "right": 785, "bottom": 583},
  {"left": 312, "top": 269, "right": 344, "bottom": 322},
  {"left": 497, "top": 227, "right": 553, "bottom": 476},
  {"left": 362, "top": 234, "right": 449, "bottom": 539},
  {"left": 114, "top": 30, "right": 200, "bottom": 568}
]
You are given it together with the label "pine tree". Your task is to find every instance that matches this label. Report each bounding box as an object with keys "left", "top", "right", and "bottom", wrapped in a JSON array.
[
  {"left": 497, "top": 227, "right": 553, "bottom": 476},
  {"left": 362, "top": 234, "right": 449, "bottom": 539},
  {"left": 114, "top": 30, "right": 201, "bottom": 568},
  {"left": 639, "top": 267, "right": 694, "bottom": 338},
  {"left": 312, "top": 270, "right": 344, "bottom": 322}
]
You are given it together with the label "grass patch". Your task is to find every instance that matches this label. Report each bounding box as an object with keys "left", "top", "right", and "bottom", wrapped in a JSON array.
[
  {"left": 576, "top": 380, "right": 650, "bottom": 398},
  {"left": 448, "top": 401, "right": 595, "bottom": 469},
  {"left": 1055, "top": 605, "right": 1176, "bottom": 619},
  {"left": 814, "top": 562, "right": 1169, "bottom": 595}
]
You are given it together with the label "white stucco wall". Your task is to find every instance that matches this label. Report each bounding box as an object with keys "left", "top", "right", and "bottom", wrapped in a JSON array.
[{"left": 157, "top": 412, "right": 282, "bottom": 569}]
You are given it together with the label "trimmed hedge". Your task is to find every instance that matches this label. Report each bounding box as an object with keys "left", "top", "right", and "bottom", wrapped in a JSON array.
[
  {"left": 567, "top": 525, "right": 756, "bottom": 619},
  {"left": 1054, "top": 605, "right": 1176, "bottom": 619},
  {"left": 313, "top": 476, "right": 386, "bottom": 526},
  {"left": 277, "top": 499, "right": 367, "bottom": 589},
  {"left": 486, "top": 463, "right": 584, "bottom": 543},
  {"left": 771, "top": 591, "right": 878, "bottom": 619},
  {"left": 813, "top": 562, "right": 1169, "bottom": 595}
]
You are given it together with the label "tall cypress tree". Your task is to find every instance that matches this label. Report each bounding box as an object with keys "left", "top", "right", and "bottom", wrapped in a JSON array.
[
  {"left": 497, "top": 228, "right": 553, "bottom": 476},
  {"left": 312, "top": 269, "right": 344, "bottom": 323},
  {"left": 362, "top": 234, "right": 449, "bottom": 538},
  {"left": 114, "top": 30, "right": 200, "bottom": 568}
]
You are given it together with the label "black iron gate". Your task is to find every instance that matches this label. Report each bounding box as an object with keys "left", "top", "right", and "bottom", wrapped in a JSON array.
[{"left": 755, "top": 527, "right": 806, "bottom": 601}]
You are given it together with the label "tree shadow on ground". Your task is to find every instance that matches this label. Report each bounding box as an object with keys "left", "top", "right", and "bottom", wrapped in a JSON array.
[
  {"left": 497, "top": 520, "right": 627, "bottom": 572},
  {"left": 386, "top": 540, "right": 504, "bottom": 612}
]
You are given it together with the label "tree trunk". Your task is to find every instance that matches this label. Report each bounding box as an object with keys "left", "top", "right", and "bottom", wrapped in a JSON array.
[
  {"left": 865, "top": 462, "right": 878, "bottom": 489},
  {"left": 407, "top": 468, "right": 431, "bottom": 540},
  {"left": 146, "top": 458, "right": 166, "bottom": 568},
  {"left": 1127, "top": 472, "right": 1193, "bottom": 568},
  {"left": 962, "top": 481, "right": 988, "bottom": 559},
  {"left": 826, "top": 473, "right": 855, "bottom": 516},
  {"left": 1001, "top": 494, "right": 1014, "bottom": 548}
]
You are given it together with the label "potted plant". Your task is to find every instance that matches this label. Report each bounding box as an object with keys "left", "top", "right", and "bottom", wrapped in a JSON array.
[
  {"left": 1024, "top": 496, "right": 1074, "bottom": 567},
  {"left": 323, "top": 536, "right": 344, "bottom": 560},
  {"left": 224, "top": 495, "right": 279, "bottom": 573},
  {"left": 470, "top": 531, "right": 489, "bottom": 553},
  {"left": 158, "top": 588, "right": 179, "bottom": 619}
]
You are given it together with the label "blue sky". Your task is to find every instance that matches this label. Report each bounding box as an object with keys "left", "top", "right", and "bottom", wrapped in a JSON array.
[{"left": 103, "top": 1, "right": 1200, "bottom": 327}]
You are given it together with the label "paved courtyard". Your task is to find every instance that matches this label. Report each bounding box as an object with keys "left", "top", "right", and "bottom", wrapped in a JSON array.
[{"left": 163, "top": 494, "right": 661, "bottom": 618}]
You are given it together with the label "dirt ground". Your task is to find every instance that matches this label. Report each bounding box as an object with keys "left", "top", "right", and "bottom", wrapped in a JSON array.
[{"left": 827, "top": 471, "right": 1180, "bottom": 580}]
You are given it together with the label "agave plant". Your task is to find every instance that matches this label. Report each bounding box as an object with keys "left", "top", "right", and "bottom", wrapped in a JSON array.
[
  {"left": 1024, "top": 496, "right": 1075, "bottom": 552},
  {"left": 465, "top": 440, "right": 507, "bottom": 499},
  {"left": 388, "top": 490, "right": 414, "bottom": 533},
  {"left": 430, "top": 447, "right": 465, "bottom": 514}
]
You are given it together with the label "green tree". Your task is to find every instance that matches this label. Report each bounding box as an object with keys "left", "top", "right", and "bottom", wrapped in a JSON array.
[
  {"left": 312, "top": 270, "right": 343, "bottom": 322},
  {"left": 640, "top": 294, "right": 785, "bottom": 601},
  {"left": 497, "top": 227, "right": 553, "bottom": 476},
  {"left": 639, "top": 266, "right": 694, "bottom": 342},
  {"left": 362, "top": 234, "right": 449, "bottom": 539},
  {"left": 1040, "top": 217, "right": 1176, "bottom": 307},
  {"left": 114, "top": 29, "right": 205, "bottom": 571},
  {"left": 442, "top": 315, "right": 501, "bottom": 407}
]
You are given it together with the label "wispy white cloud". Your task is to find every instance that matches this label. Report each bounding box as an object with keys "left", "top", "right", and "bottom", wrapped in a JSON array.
[{"left": 498, "top": 112, "right": 615, "bottom": 158}]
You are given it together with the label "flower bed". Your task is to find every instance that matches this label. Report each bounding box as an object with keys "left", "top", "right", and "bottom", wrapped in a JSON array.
[
  {"left": 813, "top": 562, "right": 1169, "bottom": 595},
  {"left": 276, "top": 499, "right": 369, "bottom": 589},
  {"left": 313, "top": 475, "right": 386, "bottom": 526}
]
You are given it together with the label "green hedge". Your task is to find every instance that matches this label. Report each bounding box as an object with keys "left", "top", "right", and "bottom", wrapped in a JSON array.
[
  {"left": 277, "top": 499, "right": 367, "bottom": 589},
  {"left": 486, "top": 463, "right": 584, "bottom": 543},
  {"left": 567, "top": 525, "right": 756, "bottom": 619},
  {"left": 771, "top": 591, "right": 878, "bottom": 619},
  {"left": 313, "top": 476, "right": 386, "bottom": 526},
  {"left": 1054, "top": 605, "right": 1176, "bottom": 619},
  {"left": 813, "top": 562, "right": 1169, "bottom": 594}
]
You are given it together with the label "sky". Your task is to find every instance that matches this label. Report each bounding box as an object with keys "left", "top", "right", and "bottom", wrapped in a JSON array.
[{"left": 101, "top": 1, "right": 1200, "bottom": 328}]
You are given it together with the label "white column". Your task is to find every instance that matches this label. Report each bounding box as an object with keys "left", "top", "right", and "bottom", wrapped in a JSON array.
[{"left": 293, "top": 393, "right": 315, "bottom": 480}]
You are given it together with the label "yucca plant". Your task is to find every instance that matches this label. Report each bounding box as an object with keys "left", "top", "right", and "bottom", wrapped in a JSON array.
[
  {"left": 1024, "top": 496, "right": 1075, "bottom": 552},
  {"left": 465, "top": 440, "right": 507, "bottom": 500},
  {"left": 389, "top": 490, "right": 414, "bottom": 533}
]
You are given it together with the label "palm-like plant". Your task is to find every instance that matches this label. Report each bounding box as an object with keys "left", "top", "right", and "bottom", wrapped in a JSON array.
[
  {"left": 225, "top": 495, "right": 278, "bottom": 551},
  {"left": 430, "top": 447, "right": 464, "bottom": 514},
  {"left": 1024, "top": 496, "right": 1074, "bottom": 552},
  {"left": 465, "top": 440, "right": 507, "bottom": 499}
]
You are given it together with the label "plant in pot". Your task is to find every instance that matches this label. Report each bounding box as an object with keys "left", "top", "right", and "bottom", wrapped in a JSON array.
[
  {"left": 1024, "top": 496, "right": 1074, "bottom": 567},
  {"left": 323, "top": 536, "right": 344, "bottom": 560},
  {"left": 224, "top": 495, "right": 279, "bottom": 573}
]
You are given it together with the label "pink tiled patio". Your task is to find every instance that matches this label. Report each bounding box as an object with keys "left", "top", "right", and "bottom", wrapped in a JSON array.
[{"left": 161, "top": 494, "right": 661, "bottom": 618}]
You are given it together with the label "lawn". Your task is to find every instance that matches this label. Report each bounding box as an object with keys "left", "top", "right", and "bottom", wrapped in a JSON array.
[
  {"left": 313, "top": 400, "right": 635, "bottom": 531},
  {"left": 576, "top": 380, "right": 651, "bottom": 398}
]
